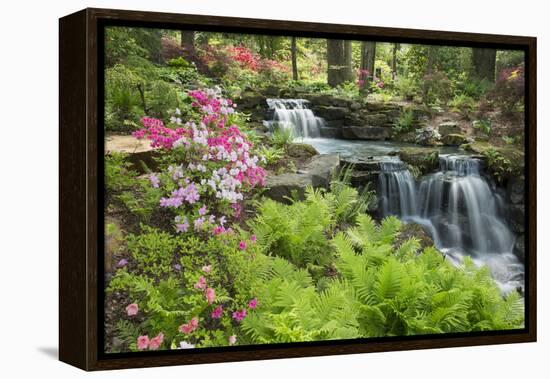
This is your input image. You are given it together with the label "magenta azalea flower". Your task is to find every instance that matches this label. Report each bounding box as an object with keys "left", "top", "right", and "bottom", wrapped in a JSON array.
[
  {"left": 248, "top": 298, "right": 258, "bottom": 309},
  {"left": 238, "top": 241, "right": 247, "bottom": 250},
  {"left": 232, "top": 309, "right": 247, "bottom": 322},
  {"left": 211, "top": 305, "right": 223, "bottom": 319}
]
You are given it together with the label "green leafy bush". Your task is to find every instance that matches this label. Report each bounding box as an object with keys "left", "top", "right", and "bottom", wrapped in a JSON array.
[
  {"left": 242, "top": 214, "right": 524, "bottom": 343},
  {"left": 472, "top": 118, "right": 492, "bottom": 135},
  {"left": 270, "top": 128, "right": 294, "bottom": 148},
  {"left": 393, "top": 108, "right": 415, "bottom": 134},
  {"left": 449, "top": 94, "right": 477, "bottom": 119}
]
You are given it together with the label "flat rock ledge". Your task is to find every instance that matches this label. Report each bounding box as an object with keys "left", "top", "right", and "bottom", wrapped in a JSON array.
[
  {"left": 105, "top": 135, "right": 158, "bottom": 172},
  {"left": 264, "top": 154, "right": 340, "bottom": 203}
]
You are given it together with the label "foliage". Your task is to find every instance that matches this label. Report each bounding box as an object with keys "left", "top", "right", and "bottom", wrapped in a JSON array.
[
  {"left": 487, "top": 65, "right": 525, "bottom": 114},
  {"left": 421, "top": 71, "right": 452, "bottom": 106},
  {"left": 108, "top": 226, "right": 264, "bottom": 350},
  {"left": 105, "top": 152, "right": 138, "bottom": 193},
  {"left": 394, "top": 76, "right": 418, "bottom": 100},
  {"left": 257, "top": 145, "right": 285, "bottom": 165},
  {"left": 393, "top": 108, "right": 415, "bottom": 134},
  {"left": 482, "top": 148, "right": 514, "bottom": 184},
  {"left": 242, "top": 215, "right": 524, "bottom": 343},
  {"left": 472, "top": 118, "right": 492, "bottom": 135},
  {"left": 449, "top": 94, "right": 477, "bottom": 119},
  {"left": 250, "top": 177, "right": 375, "bottom": 272},
  {"left": 270, "top": 128, "right": 294, "bottom": 148}
]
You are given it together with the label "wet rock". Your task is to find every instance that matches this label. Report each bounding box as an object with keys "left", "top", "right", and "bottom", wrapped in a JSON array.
[
  {"left": 325, "top": 119, "right": 344, "bottom": 128},
  {"left": 350, "top": 102, "right": 362, "bottom": 111},
  {"left": 344, "top": 113, "right": 364, "bottom": 126},
  {"left": 513, "top": 234, "right": 525, "bottom": 262},
  {"left": 320, "top": 126, "right": 343, "bottom": 139},
  {"left": 313, "top": 106, "right": 350, "bottom": 120},
  {"left": 366, "top": 102, "right": 400, "bottom": 112},
  {"left": 441, "top": 133, "right": 467, "bottom": 146},
  {"left": 349, "top": 170, "right": 378, "bottom": 187},
  {"left": 286, "top": 143, "right": 319, "bottom": 159},
  {"left": 366, "top": 113, "right": 388, "bottom": 127},
  {"left": 342, "top": 126, "right": 390, "bottom": 140},
  {"left": 438, "top": 121, "right": 460, "bottom": 136},
  {"left": 331, "top": 97, "right": 352, "bottom": 108},
  {"left": 261, "top": 85, "right": 281, "bottom": 97},
  {"left": 507, "top": 176, "right": 525, "bottom": 204},
  {"left": 341, "top": 156, "right": 387, "bottom": 171},
  {"left": 237, "top": 90, "right": 267, "bottom": 109},
  {"left": 304, "top": 93, "right": 333, "bottom": 107},
  {"left": 508, "top": 204, "right": 525, "bottom": 233},
  {"left": 398, "top": 147, "right": 439, "bottom": 176},
  {"left": 394, "top": 222, "right": 435, "bottom": 251},
  {"left": 264, "top": 154, "right": 339, "bottom": 203}
]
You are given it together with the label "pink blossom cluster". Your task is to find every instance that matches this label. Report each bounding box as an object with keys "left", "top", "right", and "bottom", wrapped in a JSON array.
[
  {"left": 133, "top": 88, "right": 266, "bottom": 233},
  {"left": 137, "top": 332, "right": 164, "bottom": 350},
  {"left": 132, "top": 117, "right": 189, "bottom": 149}
]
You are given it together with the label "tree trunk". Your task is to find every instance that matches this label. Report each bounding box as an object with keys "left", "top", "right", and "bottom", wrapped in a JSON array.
[
  {"left": 181, "top": 31, "right": 195, "bottom": 55},
  {"left": 391, "top": 43, "right": 399, "bottom": 80},
  {"left": 291, "top": 36, "right": 298, "bottom": 81},
  {"left": 360, "top": 41, "right": 376, "bottom": 92},
  {"left": 472, "top": 48, "right": 497, "bottom": 82},
  {"left": 327, "top": 39, "right": 344, "bottom": 87},
  {"left": 342, "top": 40, "right": 354, "bottom": 83}
]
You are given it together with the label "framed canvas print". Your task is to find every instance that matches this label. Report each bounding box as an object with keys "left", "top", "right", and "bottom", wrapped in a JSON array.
[{"left": 59, "top": 8, "right": 537, "bottom": 371}]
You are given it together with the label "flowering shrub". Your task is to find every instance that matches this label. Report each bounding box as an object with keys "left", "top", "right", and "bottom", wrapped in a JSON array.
[
  {"left": 108, "top": 225, "right": 265, "bottom": 350},
  {"left": 488, "top": 65, "right": 525, "bottom": 113},
  {"left": 133, "top": 87, "right": 266, "bottom": 233}
]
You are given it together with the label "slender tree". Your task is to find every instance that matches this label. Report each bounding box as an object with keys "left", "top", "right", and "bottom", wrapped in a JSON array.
[
  {"left": 472, "top": 48, "right": 497, "bottom": 82},
  {"left": 291, "top": 36, "right": 298, "bottom": 81},
  {"left": 360, "top": 41, "right": 376, "bottom": 92},
  {"left": 181, "top": 31, "right": 196, "bottom": 55},
  {"left": 391, "top": 43, "right": 400, "bottom": 80}
]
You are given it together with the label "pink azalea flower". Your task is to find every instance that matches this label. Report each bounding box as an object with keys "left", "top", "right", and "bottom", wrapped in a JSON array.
[
  {"left": 194, "top": 276, "right": 207, "bottom": 290},
  {"left": 202, "top": 265, "right": 212, "bottom": 274},
  {"left": 125, "top": 303, "right": 138, "bottom": 316},
  {"left": 116, "top": 258, "right": 128, "bottom": 268},
  {"left": 248, "top": 298, "right": 258, "bottom": 309},
  {"left": 179, "top": 317, "right": 199, "bottom": 335},
  {"left": 198, "top": 205, "right": 207, "bottom": 216},
  {"left": 228, "top": 335, "right": 237, "bottom": 345},
  {"left": 250, "top": 235, "right": 257, "bottom": 243},
  {"left": 238, "top": 241, "right": 247, "bottom": 250},
  {"left": 137, "top": 335, "right": 149, "bottom": 350},
  {"left": 205, "top": 288, "right": 216, "bottom": 304},
  {"left": 211, "top": 305, "right": 223, "bottom": 319},
  {"left": 148, "top": 332, "right": 164, "bottom": 350}
]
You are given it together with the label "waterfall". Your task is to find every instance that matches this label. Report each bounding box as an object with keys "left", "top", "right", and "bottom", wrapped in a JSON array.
[
  {"left": 264, "top": 99, "right": 325, "bottom": 139},
  {"left": 378, "top": 154, "right": 523, "bottom": 293}
]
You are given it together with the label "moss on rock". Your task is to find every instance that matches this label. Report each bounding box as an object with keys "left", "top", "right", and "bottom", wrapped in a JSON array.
[{"left": 398, "top": 147, "right": 440, "bottom": 176}]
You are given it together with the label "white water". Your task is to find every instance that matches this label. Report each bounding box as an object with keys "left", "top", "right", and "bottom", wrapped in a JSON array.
[
  {"left": 379, "top": 155, "right": 523, "bottom": 294},
  {"left": 264, "top": 99, "right": 325, "bottom": 138}
]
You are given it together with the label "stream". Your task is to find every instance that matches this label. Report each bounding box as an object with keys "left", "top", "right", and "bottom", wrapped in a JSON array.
[{"left": 264, "top": 98, "right": 524, "bottom": 294}]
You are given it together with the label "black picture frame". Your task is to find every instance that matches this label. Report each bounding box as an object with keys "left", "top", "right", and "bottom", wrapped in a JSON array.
[{"left": 59, "top": 7, "right": 537, "bottom": 371}]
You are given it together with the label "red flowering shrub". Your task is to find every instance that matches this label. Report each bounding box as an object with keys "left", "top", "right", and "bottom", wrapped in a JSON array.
[{"left": 488, "top": 65, "right": 525, "bottom": 114}]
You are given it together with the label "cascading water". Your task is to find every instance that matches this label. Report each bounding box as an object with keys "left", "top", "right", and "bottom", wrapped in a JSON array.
[
  {"left": 264, "top": 99, "right": 325, "bottom": 139},
  {"left": 378, "top": 154, "right": 524, "bottom": 294}
]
